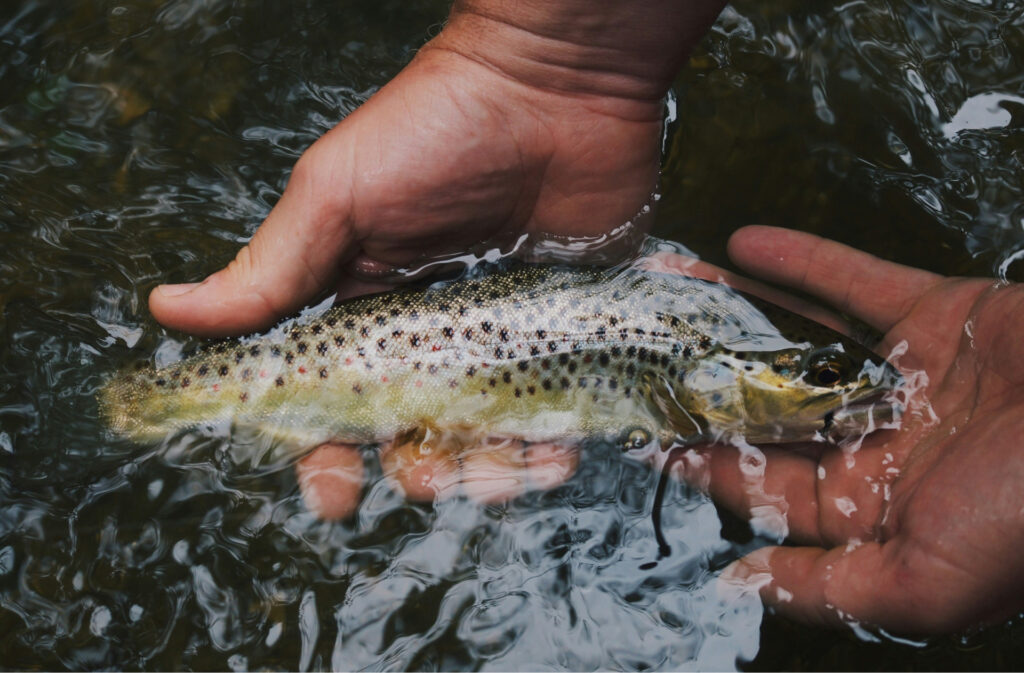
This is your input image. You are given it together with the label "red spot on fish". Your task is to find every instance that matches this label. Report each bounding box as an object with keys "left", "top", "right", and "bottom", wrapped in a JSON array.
[
  {"left": 298, "top": 366, "right": 307, "bottom": 374},
  {"left": 432, "top": 344, "right": 442, "bottom": 352},
  {"left": 259, "top": 370, "right": 267, "bottom": 378},
  {"left": 381, "top": 376, "right": 389, "bottom": 383},
  {"left": 345, "top": 357, "right": 353, "bottom": 365},
  {"left": 212, "top": 384, "right": 220, "bottom": 392},
  {"left": 415, "top": 380, "right": 422, "bottom": 388}
]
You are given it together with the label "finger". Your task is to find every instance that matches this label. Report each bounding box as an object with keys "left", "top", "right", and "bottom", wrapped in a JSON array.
[
  {"left": 642, "top": 252, "right": 851, "bottom": 334},
  {"left": 460, "top": 437, "right": 529, "bottom": 504},
  {"left": 296, "top": 444, "right": 365, "bottom": 520},
  {"left": 150, "top": 147, "right": 357, "bottom": 337},
  {"left": 727, "top": 226, "right": 943, "bottom": 332},
  {"left": 523, "top": 442, "right": 580, "bottom": 490},
  {"left": 380, "top": 437, "right": 461, "bottom": 502},
  {"left": 676, "top": 443, "right": 824, "bottom": 544},
  {"left": 719, "top": 540, "right": 970, "bottom": 634}
]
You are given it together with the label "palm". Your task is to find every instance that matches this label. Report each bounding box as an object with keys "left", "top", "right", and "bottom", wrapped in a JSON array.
[{"left": 716, "top": 227, "right": 1024, "bottom": 633}]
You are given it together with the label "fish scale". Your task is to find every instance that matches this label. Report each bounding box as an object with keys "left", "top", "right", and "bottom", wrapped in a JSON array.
[{"left": 99, "top": 264, "right": 900, "bottom": 460}]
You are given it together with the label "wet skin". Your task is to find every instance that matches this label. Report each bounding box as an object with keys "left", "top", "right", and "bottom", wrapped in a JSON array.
[{"left": 143, "top": 0, "right": 1024, "bottom": 636}]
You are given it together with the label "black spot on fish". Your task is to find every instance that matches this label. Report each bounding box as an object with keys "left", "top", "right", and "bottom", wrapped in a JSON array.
[
  {"left": 219, "top": 365, "right": 229, "bottom": 376},
  {"left": 275, "top": 376, "right": 284, "bottom": 387},
  {"left": 334, "top": 336, "right": 345, "bottom": 347},
  {"left": 516, "top": 361, "right": 529, "bottom": 372},
  {"left": 611, "top": 346, "right": 622, "bottom": 357},
  {"left": 234, "top": 352, "right": 244, "bottom": 364},
  {"left": 514, "top": 388, "right": 522, "bottom": 398},
  {"left": 568, "top": 361, "right": 578, "bottom": 374},
  {"left": 198, "top": 365, "right": 209, "bottom": 376},
  {"left": 542, "top": 379, "right": 552, "bottom": 391},
  {"left": 290, "top": 331, "right": 301, "bottom": 341},
  {"left": 242, "top": 369, "right": 251, "bottom": 381},
  {"left": 364, "top": 362, "right": 373, "bottom": 371},
  {"left": 410, "top": 310, "right": 420, "bottom": 320},
  {"left": 352, "top": 384, "right": 362, "bottom": 394},
  {"left": 536, "top": 329, "right": 547, "bottom": 339},
  {"left": 344, "top": 319, "right": 355, "bottom": 329},
  {"left": 317, "top": 342, "right": 328, "bottom": 355},
  {"left": 392, "top": 329, "right": 404, "bottom": 338},
  {"left": 357, "top": 347, "right": 366, "bottom": 357},
  {"left": 463, "top": 328, "right": 474, "bottom": 340},
  {"left": 502, "top": 371, "right": 512, "bottom": 384},
  {"left": 215, "top": 344, "right": 228, "bottom": 354},
  {"left": 598, "top": 352, "right": 610, "bottom": 367},
  {"left": 609, "top": 378, "right": 618, "bottom": 390},
  {"left": 377, "top": 338, "right": 387, "bottom": 350},
  {"left": 683, "top": 346, "right": 693, "bottom": 358},
  {"left": 375, "top": 315, "right": 386, "bottom": 326},
  {"left": 414, "top": 361, "right": 422, "bottom": 370},
  {"left": 155, "top": 379, "right": 166, "bottom": 387},
  {"left": 499, "top": 328, "right": 510, "bottom": 342},
  {"left": 494, "top": 347, "right": 504, "bottom": 359},
  {"left": 660, "top": 355, "right": 669, "bottom": 367},
  {"left": 548, "top": 342, "right": 559, "bottom": 353},
  {"left": 390, "top": 308, "right": 401, "bottom": 317},
  {"left": 410, "top": 334, "right": 421, "bottom": 347},
  {"left": 442, "top": 327, "right": 454, "bottom": 339},
  {"left": 171, "top": 370, "right": 181, "bottom": 379},
  {"left": 481, "top": 321, "right": 493, "bottom": 334},
  {"left": 560, "top": 377, "right": 571, "bottom": 389},
  {"left": 609, "top": 316, "right": 619, "bottom": 326},
  {"left": 626, "top": 363, "right": 636, "bottom": 377},
  {"left": 297, "top": 342, "right": 308, "bottom": 354},
  {"left": 489, "top": 378, "right": 497, "bottom": 387},
  {"left": 638, "top": 347, "right": 648, "bottom": 359},
  {"left": 527, "top": 385, "right": 535, "bottom": 395},
  {"left": 285, "top": 353, "right": 295, "bottom": 365},
  {"left": 699, "top": 336, "right": 712, "bottom": 349},
  {"left": 558, "top": 353, "right": 570, "bottom": 365},
  {"left": 449, "top": 379, "right": 458, "bottom": 389},
  {"left": 626, "top": 346, "right": 637, "bottom": 357},
  {"left": 578, "top": 378, "right": 587, "bottom": 388},
  {"left": 360, "top": 326, "right": 370, "bottom": 337},
  {"left": 428, "top": 364, "right": 439, "bottom": 375},
  {"left": 312, "top": 324, "right": 323, "bottom": 335},
  {"left": 541, "top": 359, "right": 551, "bottom": 370},
  {"left": 595, "top": 326, "right": 606, "bottom": 339},
  {"left": 530, "top": 345, "right": 540, "bottom": 356},
  {"left": 240, "top": 392, "right": 248, "bottom": 402},
  {"left": 326, "top": 317, "right": 337, "bottom": 327},
  {"left": 668, "top": 365, "right": 678, "bottom": 378},
  {"left": 466, "top": 366, "right": 477, "bottom": 377},
  {"left": 271, "top": 346, "right": 281, "bottom": 357}
]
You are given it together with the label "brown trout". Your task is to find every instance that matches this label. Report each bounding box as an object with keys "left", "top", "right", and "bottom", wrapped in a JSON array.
[{"left": 99, "top": 264, "right": 901, "bottom": 458}]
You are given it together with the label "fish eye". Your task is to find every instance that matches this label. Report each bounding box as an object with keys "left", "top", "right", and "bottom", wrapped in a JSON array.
[{"left": 808, "top": 359, "right": 847, "bottom": 387}]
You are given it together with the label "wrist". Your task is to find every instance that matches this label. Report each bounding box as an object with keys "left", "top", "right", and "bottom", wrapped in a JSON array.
[{"left": 429, "top": 0, "right": 725, "bottom": 104}]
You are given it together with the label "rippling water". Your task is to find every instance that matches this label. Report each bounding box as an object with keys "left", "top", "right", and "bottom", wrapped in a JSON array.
[{"left": 2, "top": 0, "right": 1024, "bottom": 670}]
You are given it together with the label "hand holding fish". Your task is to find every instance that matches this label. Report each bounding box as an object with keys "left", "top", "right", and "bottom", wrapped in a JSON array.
[
  {"left": 707, "top": 226, "right": 1024, "bottom": 635},
  {"left": 147, "top": 0, "right": 726, "bottom": 337}
]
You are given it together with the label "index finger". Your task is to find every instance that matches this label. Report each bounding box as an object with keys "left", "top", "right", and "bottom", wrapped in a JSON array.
[{"left": 727, "top": 226, "right": 943, "bottom": 332}]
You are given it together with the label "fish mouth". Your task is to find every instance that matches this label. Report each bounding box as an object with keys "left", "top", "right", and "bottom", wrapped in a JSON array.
[{"left": 821, "top": 391, "right": 902, "bottom": 442}]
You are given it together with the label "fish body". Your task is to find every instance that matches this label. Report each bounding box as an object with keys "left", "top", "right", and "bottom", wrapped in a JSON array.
[{"left": 99, "top": 264, "right": 900, "bottom": 458}]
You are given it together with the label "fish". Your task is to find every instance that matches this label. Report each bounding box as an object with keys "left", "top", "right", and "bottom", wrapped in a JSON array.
[{"left": 98, "top": 263, "right": 901, "bottom": 462}]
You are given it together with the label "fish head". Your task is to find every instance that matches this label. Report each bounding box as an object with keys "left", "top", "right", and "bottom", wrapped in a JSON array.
[{"left": 680, "top": 340, "right": 902, "bottom": 444}]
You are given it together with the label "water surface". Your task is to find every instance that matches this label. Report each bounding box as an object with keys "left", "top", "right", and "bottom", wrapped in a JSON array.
[{"left": 2, "top": 0, "right": 1023, "bottom": 670}]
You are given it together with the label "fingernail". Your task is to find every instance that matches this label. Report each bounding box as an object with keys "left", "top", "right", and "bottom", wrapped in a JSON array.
[{"left": 157, "top": 282, "right": 200, "bottom": 298}]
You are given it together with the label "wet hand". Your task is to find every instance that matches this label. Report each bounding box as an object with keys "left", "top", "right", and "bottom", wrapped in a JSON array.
[
  {"left": 147, "top": 25, "right": 666, "bottom": 338},
  {"left": 702, "top": 225, "right": 1024, "bottom": 634}
]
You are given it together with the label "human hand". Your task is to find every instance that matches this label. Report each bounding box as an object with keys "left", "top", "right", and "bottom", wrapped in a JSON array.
[{"left": 696, "top": 225, "right": 1024, "bottom": 634}]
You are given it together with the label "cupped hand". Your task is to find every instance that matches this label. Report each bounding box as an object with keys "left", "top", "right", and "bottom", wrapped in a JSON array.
[{"left": 701, "top": 225, "right": 1024, "bottom": 634}]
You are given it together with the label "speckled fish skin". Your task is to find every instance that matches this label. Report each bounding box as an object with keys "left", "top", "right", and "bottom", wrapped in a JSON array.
[{"left": 99, "top": 264, "right": 901, "bottom": 456}]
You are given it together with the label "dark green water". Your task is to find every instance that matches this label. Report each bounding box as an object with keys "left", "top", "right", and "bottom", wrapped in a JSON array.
[{"left": 2, "top": 0, "right": 1023, "bottom": 670}]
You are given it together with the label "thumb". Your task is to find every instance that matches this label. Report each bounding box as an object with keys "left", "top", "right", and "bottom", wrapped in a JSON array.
[{"left": 149, "top": 155, "right": 356, "bottom": 337}]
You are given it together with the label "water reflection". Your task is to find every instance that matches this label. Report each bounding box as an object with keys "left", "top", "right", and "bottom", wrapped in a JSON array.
[{"left": 3, "top": 0, "right": 1024, "bottom": 670}]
